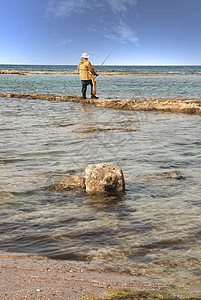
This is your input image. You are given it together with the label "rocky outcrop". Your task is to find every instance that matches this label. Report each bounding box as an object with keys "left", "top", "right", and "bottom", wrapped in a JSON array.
[
  {"left": 0, "top": 70, "right": 78, "bottom": 75},
  {"left": 1, "top": 93, "right": 201, "bottom": 115},
  {"left": 52, "top": 175, "right": 86, "bottom": 191},
  {"left": 0, "top": 70, "right": 162, "bottom": 76},
  {"left": 85, "top": 163, "right": 125, "bottom": 194},
  {"left": 0, "top": 93, "right": 82, "bottom": 102},
  {"left": 50, "top": 163, "right": 125, "bottom": 195}
]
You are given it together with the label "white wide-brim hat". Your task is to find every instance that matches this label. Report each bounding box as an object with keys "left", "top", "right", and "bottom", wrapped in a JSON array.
[{"left": 81, "top": 52, "right": 89, "bottom": 59}]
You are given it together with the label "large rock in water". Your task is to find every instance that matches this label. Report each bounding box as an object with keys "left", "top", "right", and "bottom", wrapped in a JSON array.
[{"left": 85, "top": 163, "right": 125, "bottom": 194}]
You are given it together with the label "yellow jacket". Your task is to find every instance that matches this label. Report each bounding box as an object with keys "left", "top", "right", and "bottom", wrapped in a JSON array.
[{"left": 77, "top": 59, "right": 96, "bottom": 80}]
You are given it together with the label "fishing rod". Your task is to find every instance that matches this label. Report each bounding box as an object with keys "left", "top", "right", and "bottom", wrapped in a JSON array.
[{"left": 96, "top": 47, "right": 116, "bottom": 73}]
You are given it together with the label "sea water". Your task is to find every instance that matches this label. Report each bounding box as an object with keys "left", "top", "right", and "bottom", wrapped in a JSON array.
[
  {"left": 0, "top": 65, "right": 201, "bottom": 297},
  {"left": 1, "top": 65, "right": 201, "bottom": 100}
]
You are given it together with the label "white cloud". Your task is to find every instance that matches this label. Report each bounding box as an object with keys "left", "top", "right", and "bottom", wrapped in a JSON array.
[
  {"left": 104, "top": 21, "right": 139, "bottom": 44},
  {"left": 113, "top": 21, "right": 139, "bottom": 44},
  {"left": 46, "top": 0, "right": 137, "bottom": 17},
  {"left": 106, "top": 0, "right": 137, "bottom": 15},
  {"left": 46, "top": 0, "right": 90, "bottom": 17},
  {"left": 46, "top": 0, "right": 139, "bottom": 44}
]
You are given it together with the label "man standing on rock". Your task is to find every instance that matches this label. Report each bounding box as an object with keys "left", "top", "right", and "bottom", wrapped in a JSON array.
[{"left": 77, "top": 52, "right": 99, "bottom": 99}]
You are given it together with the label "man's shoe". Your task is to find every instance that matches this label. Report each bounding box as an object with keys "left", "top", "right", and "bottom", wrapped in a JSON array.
[{"left": 91, "top": 94, "right": 99, "bottom": 99}]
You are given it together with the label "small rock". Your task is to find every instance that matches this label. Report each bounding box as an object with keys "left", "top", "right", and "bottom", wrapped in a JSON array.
[
  {"left": 53, "top": 175, "right": 86, "bottom": 191},
  {"left": 165, "top": 171, "right": 185, "bottom": 180},
  {"left": 85, "top": 163, "right": 125, "bottom": 194}
]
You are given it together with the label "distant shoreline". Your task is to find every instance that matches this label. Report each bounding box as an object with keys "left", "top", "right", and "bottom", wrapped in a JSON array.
[
  {"left": 1, "top": 92, "right": 201, "bottom": 115},
  {"left": 0, "top": 69, "right": 171, "bottom": 76}
]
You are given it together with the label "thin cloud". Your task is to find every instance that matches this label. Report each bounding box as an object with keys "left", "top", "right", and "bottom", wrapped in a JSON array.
[
  {"left": 87, "top": 24, "right": 97, "bottom": 32},
  {"left": 56, "top": 39, "right": 73, "bottom": 47},
  {"left": 106, "top": 0, "right": 137, "bottom": 15},
  {"left": 104, "top": 23, "right": 139, "bottom": 45},
  {"left": 46, "top": 0, "right": 137, "bottom": 18},
  {"left": 112, "top": 21, "right": 139, "bottom": 44},
  {"left": 46, "top": 0, "right": 90, "bottom": 17},
  {"left": 46, "top": 0, "right": 139, "bottom": 44}
]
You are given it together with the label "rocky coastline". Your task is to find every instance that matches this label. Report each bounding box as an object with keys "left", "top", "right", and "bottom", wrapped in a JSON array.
[
  {"left": 0, "top": 69, "right": 164, "bottom": 76},
  {"left": 1, "top": 92, "right": 201, "bottom": 115}
]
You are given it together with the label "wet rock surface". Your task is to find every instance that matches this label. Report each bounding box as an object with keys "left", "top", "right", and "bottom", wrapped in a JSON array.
[
  {"left": 0, "top": 70, "right": 78, "bottom": 75},
  {"left": 0, "top": 69, "right": 162, "bottom": 76},
  {"left": 85, "top": 163, "right": 125, "bottom": 194},
  {"left": 165, "top": 170, "right": 186, "bottom": 180},
  {"left": 50, "top": 163, "right": 125, "bottom": 195},
  {"left": 1, "top": 92, "right": 201, "bottom": 115},
  {"left": 51, "top": 176, "right": 86, "bottom": 191}
]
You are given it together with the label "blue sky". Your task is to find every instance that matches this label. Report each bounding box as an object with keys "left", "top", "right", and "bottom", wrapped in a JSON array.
[{"left": 1, "top": 0, "right": 201, "bottom": 65}]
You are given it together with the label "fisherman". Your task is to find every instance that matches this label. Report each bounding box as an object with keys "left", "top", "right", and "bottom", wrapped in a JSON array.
[{"left": 77, "top": 52, "right": 99, "bottom": 99}]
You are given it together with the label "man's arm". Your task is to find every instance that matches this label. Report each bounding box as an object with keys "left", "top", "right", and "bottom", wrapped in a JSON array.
[{"left": 87, "top": 61, "right": 97, "bottom": 75}]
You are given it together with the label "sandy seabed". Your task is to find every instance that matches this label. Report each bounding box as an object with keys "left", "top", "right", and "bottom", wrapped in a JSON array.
[{"left": 0, "top": 251, "right": 156, "bottom": 300}]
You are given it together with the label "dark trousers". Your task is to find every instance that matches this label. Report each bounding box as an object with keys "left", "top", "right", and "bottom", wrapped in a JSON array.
[{"left": 81, "top": 80, "right": 93, "bottom": 98}]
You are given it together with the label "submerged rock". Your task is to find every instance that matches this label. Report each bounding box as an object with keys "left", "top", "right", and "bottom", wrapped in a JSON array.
[
  {"left": 0, "top": 191, "right": 14, "bottom": 200},
  {"left": 85, "top": 163, "right": 125, "bottom": 194},
  {"left": 165, "top": 171, "right": 186, "bottom": 180},
  {"left": 53, "top": 175, "right": 86, "bottom": 191}
]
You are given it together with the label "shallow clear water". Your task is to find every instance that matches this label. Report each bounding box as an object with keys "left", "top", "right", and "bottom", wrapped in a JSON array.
[
  {"left": 1, "top": 73, "right": 201, "bottom": 100},
  {"left": 0, "top": 65, "right": 201, "bottom": 297}
]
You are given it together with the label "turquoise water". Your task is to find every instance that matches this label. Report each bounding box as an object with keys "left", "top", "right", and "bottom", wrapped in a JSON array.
[
  {"left": 1, "top": 68, "right": 201, "bottom": 100},
  {"left": 0, "top": 65, "right": 201, "bottom": 297}
]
